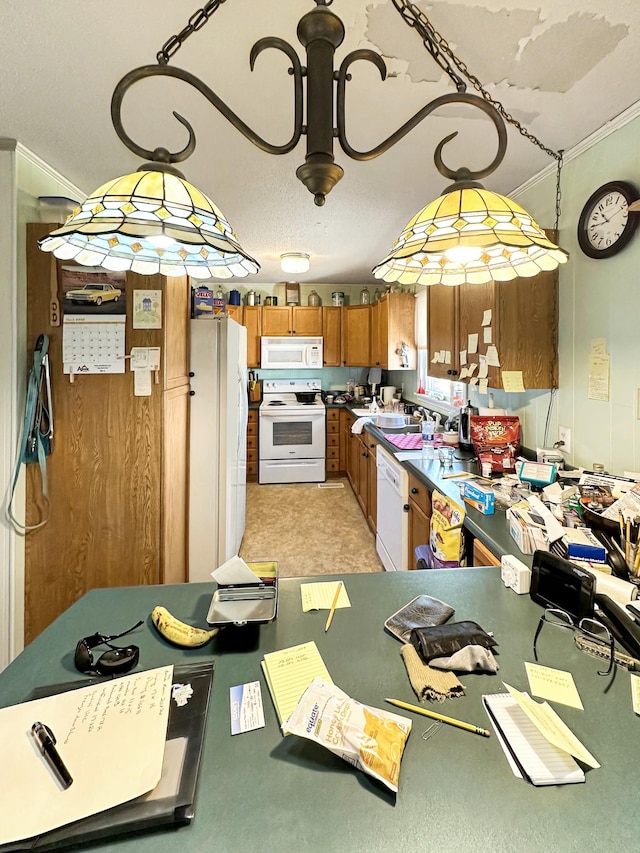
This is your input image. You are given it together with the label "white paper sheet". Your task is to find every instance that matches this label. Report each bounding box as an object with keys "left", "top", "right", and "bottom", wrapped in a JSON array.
[{"left": 0, "top": 666, "right": 173, "bottom": 845}]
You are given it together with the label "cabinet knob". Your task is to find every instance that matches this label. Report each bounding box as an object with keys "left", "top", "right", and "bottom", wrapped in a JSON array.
[
  {"left": 189, "top": 390, "right": 195, "bottom": 396},
  {"left": 189, "top": 371, "right": 195, "bottom": 377},
  {"left": 446, "top": 369, "right": 458, "bottom": 376},
  {"left": 403, "top": 504, "right": 410, "bottom": 512},
  {"left": 411, "top": 487, "right": 419, "bottom": 494}
]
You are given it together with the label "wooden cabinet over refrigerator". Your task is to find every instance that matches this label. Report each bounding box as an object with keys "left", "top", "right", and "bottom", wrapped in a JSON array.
[{"left": 24, "top": 223, "right": 190, "bottom": 643}]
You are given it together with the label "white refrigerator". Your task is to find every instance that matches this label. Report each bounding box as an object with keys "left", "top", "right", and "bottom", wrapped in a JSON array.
[{"left": 188, "top": 317, "right": 248, "bottom": 582}]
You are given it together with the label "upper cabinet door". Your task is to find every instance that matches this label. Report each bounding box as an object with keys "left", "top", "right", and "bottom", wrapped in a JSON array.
[
  {"left": 291, "top": 306, "right": 323, "bottom": 336},
  {"left": 427, "top": 285, "right": 460, "bottom": 380},
  {"left": 261, "top": 306, "right": 291, "bottom": 336}
]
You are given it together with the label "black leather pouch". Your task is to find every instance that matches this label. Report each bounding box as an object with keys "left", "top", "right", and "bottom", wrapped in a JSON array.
[
  {"left": 384, "top": 595, "right": 455, "bottom": 643},
  {"left": 410, "top": 620, "right": 498, "bottom": 664}
]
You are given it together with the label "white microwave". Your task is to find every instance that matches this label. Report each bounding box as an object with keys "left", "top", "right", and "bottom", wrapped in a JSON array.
[{"left": 260, "top": 337, "right": 323, "bottom": 370}]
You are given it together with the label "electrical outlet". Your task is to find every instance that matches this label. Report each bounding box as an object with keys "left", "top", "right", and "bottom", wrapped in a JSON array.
[{"left": 558, "top": 425, "right": 571, "bottom": 454}]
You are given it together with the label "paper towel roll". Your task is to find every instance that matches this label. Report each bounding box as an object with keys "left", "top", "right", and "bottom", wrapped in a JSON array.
[{"left": 583, "top": 568, "right": 638, "bottom": 606}]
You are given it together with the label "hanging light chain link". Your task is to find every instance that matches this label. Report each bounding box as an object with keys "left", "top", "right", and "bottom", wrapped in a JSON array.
[
  {"left": 157, "top": 0, "right": 228, "bottom": 65},
  {"left": 392, "top": 0, "right": 562, "bottom": 163}
]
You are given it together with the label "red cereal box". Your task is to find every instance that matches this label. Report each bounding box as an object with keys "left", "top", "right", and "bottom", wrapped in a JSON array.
[{"left": 470, "top": 415, "right": 520, "bottom": 474}]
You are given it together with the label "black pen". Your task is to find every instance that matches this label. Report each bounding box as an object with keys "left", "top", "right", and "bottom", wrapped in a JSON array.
[{"left": 31, "top": 721, "right": 73, "bottom": 789}]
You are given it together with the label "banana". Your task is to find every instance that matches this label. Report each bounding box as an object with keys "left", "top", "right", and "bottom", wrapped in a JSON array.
[{"left": 151, "top": 605, "right": 219, "bottom": 648}]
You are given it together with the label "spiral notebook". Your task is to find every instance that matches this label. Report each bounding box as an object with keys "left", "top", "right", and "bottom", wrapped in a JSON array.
[{"left": 482, "top": 692, "right": 585, "bottom": 786}]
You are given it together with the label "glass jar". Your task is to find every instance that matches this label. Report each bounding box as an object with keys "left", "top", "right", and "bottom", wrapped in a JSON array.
[
  {"left": 360, "top": 287, "right": 370, "bottom": 305},
  {"left": 308, "top": 290, "right": 321, "bottom": 306},
  {"left": 373, "top": 287, "right": 382, "bottom": 302}
]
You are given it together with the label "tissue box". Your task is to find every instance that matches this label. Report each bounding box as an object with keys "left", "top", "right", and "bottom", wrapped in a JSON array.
[{"left": 461, "top": 481, "right": 495, "bottom": 514}]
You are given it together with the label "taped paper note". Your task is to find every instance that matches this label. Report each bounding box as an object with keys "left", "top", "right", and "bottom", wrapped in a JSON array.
[
  {"left": 439, "top": 349, "right": 446, "bottom": 363},
  {"left": 431, "top": 352, "right": 440, "bottom": 363},
  {"left": 588, "top": 353, "right": 610, "bottom": 401},
  {"left": 479, "top": 379, "right": 489, "bottom": 394},
  {"left": 486, "top": 345, "right": 500, "bottom": 367},
  {"left": 444, "top": 351, "right": 451, "bottom": 365},
  {"left": 590, "top": 337, "right": 607, "bottom": 355},
  {"left": 460, "top": 349, "right": 467, "bottom": 366},
  {"left": 502, "top": 371, "right": 525, "bottom": 392},
  {"left": 483, "top": 326, "right": 492, "bottom": 344},
  {"left": 467, "top": 363, "right": 478, "bottom": 376},
  {"left": 482, "top": 309, "right": 492, "bottom": 326},
  {"left": 632, "top": 674, "right": 640, "bottom": 715},
  {"left": 525, "top": 663, "right": 583, "bottom": 710},
  {"left": 459, "top": 368, "right": 469, "bottom": 380},
  {"left": 478, "top": 358, "right": 489, "bottom": 379},
  {"left": 468, "top": 333, "right": 478, "bottom": 354}
]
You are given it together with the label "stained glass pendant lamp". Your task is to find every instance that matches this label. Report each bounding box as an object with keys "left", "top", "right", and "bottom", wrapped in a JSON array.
[
  {"left": 373, "top": 184, "right": 568, "bottom": 287},
  {"left": 39, "top": 165, "right": 259, "bottom": 279}
]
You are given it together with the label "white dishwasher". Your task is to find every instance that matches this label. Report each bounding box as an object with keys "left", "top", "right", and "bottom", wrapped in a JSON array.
[{"left": 376, "top": 444, "right": 409, "bottom": 571}]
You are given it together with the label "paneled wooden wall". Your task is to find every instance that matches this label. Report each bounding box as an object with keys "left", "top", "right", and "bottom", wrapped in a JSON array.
[{"left": 24, "top": 223, "right": 190, "bottom": 642}]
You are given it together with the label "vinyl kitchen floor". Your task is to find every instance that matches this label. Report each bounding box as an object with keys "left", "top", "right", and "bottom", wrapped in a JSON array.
[{"left": 239, "top": 478, "right": 384, "bottom": 578}]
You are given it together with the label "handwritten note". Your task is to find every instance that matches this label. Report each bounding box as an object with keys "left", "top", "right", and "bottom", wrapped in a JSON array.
[
  {"left": 468, "top": 333, "right": 478, "bottom": 354},
  {"left": 588, "top": 353, "right": 610, "bottom": 401},
  {"left": 261, "top": 642, "right": 332, "bottom": 727},
  {"left": 525, "top": 662, "right": 584, "bottom": 709},
  {"left": 482, "top": 309, "right": 492, "bottom": 326},
  {"left": 0, "top": 666, "right": 173, "bottom": 845},
  {"left": 632, "top": 674, "right": 640, "bottom": 715},
  {"left": 502, "top": 370, "right": 525, "bottom": 392},
  {"left": 483, "top": 326, "right": 493, "bottom": 344},
  {"left": 301, "top": 581, "right": 351, "bottom": 612},
  {"left": 505, "top": 683, "right": 599, "bottom": 768}
]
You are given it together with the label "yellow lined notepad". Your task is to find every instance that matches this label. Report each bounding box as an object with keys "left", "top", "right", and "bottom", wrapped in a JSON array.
[
  {"left": 261, "top": 641, "right": 332, "bottom": 727},
  {"left": 300, "top": 581, "right": 351, "bottom": 612}
]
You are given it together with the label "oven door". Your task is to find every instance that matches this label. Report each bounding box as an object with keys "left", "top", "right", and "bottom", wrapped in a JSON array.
[{"left": 259, "top": 409, "right": 325, "bottom": 460}]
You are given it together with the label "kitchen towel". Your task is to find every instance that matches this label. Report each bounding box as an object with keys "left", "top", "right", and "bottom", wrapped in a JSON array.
[{"left": 351, "top": 416, "right": 373, "bottom": 434}]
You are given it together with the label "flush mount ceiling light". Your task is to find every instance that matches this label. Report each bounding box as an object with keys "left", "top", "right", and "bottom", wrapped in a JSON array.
[
  {"left": 39, "top": 0, "right": 567, "bottom": 283},
  {"left": 280, "top": 253, "right": 310, "bottom": 274}
]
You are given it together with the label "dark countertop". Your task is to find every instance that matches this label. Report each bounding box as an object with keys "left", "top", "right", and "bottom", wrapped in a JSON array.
[{"left": 344, "top": 405, "right": 529, "bottom": 566}]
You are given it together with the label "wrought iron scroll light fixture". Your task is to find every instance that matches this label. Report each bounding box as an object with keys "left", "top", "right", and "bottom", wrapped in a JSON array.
[{"left": 39, "top": 0, "right": 568, "bottom": 283}]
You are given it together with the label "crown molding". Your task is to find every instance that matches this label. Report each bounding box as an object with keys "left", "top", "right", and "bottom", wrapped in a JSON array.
[
  {"left": 15, "top": 141, "right": 84, "bottom": 200},
  {"left": 511, "top": 98, "right": 640, "bottom": 198}
]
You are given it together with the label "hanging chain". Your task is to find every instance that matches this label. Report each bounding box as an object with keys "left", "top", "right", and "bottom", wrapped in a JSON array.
[
  {"left": 391, "top": 0, "right": 562, "bottom": 163},
  {"left": 156, "top": 0, "right": 229, "bottom": 65},
  {"left": 554, "top": 151, "right": 564, "bottom": 231}
]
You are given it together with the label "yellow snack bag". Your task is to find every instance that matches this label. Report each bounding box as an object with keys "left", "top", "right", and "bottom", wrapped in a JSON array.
[{"left": 283, "top": 678, "right": 411, "bottom": 793}]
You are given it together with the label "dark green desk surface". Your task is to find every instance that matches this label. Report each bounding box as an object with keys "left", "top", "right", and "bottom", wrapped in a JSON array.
[{"left": 2, "top": 569, "right": 637, "bottom": 851}]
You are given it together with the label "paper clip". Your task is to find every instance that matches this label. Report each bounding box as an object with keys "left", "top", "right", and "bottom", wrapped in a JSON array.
[{"left": 422, "top": 721, "right": 442, "bottom": 741}]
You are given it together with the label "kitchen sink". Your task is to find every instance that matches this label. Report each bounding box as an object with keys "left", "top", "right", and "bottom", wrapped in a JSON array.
[
  {"left": 377, "top": 424, "right": 421, "bottom": 434},
  {"left": 350, "top": 408, "right": 374, "bottom": 416}
]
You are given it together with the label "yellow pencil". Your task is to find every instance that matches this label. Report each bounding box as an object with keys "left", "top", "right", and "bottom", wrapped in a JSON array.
[
  {"left": 385, "top": 698, "right": 490, "bottom": 738},
  {"left": 324, "top": 582, "right": 343, "bottom": 632}
]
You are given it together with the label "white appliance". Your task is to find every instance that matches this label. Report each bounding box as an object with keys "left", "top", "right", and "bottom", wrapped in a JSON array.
[
  {"left": 260, "top": 336, "right": 323, "bottom": 370},
  {"left": 376, "top": 445, "right": 409, "bottom": 571},
  {"left": 259, "top": 379, "right": 325, "bottom": 483},
  {"left": 189, "top": 317, "right": 248, "bottom": 581}
]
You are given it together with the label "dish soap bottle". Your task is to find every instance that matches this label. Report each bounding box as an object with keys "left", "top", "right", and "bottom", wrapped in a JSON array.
[{"left": 421, "top": 413, "right": 435, "bottom": 459}]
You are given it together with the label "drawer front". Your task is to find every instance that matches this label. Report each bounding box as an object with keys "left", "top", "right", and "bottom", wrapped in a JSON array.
[
  {"left": 326, "top": 446, "right": 339, "bottom": 460},
  {"left": 247, "top": 435, "right": 257, "bottom": 450},
  {"left": 327, "top": 421, "right": 340, "bottom": 435},
  {"left": 327, "top": 409, "right": 340, "bottom": 422},
  {"left": 247, "top": 462, "right": 258, "bottom": 478},
  {"left": 326, "top": 459, "right": 340, "bottom": 472},
  {"left": 408, "top": 474, "right": 431, "bottom": 516},
  {"left": 326, "top": 433, "right": 340, "bottom": 447},
  {"left": 247, "top": 421, "right": 258, "bottom": 437},
  {"left": 247, "top": 449, "right": 259, "bottom": 463},
  {"left": 248, "top": 410, "right": 258, "bottom": 423}
]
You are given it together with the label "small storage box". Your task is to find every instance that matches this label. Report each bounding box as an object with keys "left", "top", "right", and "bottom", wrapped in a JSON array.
[
  {"left": 461, "top": 481, "right": 495, "bottom": 514},
  {"left": 206, "top": 561, "right": 278, "bottom": 626}
]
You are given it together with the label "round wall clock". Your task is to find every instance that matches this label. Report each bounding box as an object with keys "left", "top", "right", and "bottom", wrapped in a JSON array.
[{"left": 577, "top": 180, "right": 640, "bottom": 259}]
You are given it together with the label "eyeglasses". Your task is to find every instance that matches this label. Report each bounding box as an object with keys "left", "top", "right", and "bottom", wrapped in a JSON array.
[
  {"left": 74, "top": 620, "right": 143, "bottom": 676},
  {"left": 533, "top": 607, "right": 614, "bottom": 676}
]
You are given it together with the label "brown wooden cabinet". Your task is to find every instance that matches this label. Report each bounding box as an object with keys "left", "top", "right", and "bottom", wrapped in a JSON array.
[
  {"left": 243, "top": 305, "right": 262, "bottom": 367},
  {"left": 472, "top": 537, "right": 501, "bottom": 566},
  {"left": 261, "top": 305, "right": 322, "bottom": 336},
  {"left": 427, "top": 249, "right": 559, "bottom": 389},
  {"left": 322, "top": 306, "right": 342, "bottom": 366},
  {"left": 326, "top": 408, "right": 341, "bottom": 475},
  {"left": 342, "top": 305, "right": 371, "bottom": 366},
  {"left": 370, "top": 293, "right": 417, "bottom": 370},
  {"left": 24, "top": 223, "right": 190, "bottom": 642},
  {"left": 407, "top": 472, "right": 432, "bottom": 570},
  {"left": 226, "top": 305, "right": 243, "bottom": 324},
  {"left": 365, "top": 434, "right": 378, "bottom": 533},
  {"left": 340, "top": 408, "right": 352, "bottom": 473},
  {"left": 247, "top": 409, "right": 259, "bottom": 482}
]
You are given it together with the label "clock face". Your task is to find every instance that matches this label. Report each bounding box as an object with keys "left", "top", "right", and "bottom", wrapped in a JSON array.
[{"left": 578, "top": 181, "right": 640, "bottom": 258}]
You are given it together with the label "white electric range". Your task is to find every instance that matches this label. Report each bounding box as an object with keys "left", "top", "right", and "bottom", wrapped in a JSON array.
[{"left": 259, "top": 379, "right": 326, "bottom": 484}]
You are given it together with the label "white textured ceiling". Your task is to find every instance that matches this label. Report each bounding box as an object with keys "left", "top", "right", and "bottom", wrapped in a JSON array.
[{"left": 4, "top": 0, "right": 640, "bottom": 283}]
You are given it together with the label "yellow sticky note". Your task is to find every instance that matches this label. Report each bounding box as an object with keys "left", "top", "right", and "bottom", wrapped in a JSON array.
[
  {"left": 300, "top": 581, "right": 351, "bottom": 612},
  {"left": 525, "top": 662, "right": 584, "bottom": 709},
  {"left": 632, "top": 674, "right": 640, "bottom": 715},
  {"left": 502, "top": 370, "right": 525, "bottom": 392},
  {"left": 505, "top": 683, "right": 599, "bottom": 768}
]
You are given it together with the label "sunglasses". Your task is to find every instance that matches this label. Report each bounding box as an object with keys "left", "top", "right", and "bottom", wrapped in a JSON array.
[{"left": 74, "top": 620, "right": 143, "bottom": 676}]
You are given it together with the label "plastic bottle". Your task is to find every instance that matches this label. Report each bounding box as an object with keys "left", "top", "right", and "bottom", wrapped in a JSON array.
[
  {"left": 421, "top": 413, "right": 435, "bottom": 459},
  {"left": 369, "top": 397, "right": 379, "bottom": 416}
]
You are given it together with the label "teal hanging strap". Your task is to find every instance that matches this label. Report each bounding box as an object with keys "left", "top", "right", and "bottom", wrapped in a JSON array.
[{"left": 7, "top": 334, "right": 54, "bottom": 532}]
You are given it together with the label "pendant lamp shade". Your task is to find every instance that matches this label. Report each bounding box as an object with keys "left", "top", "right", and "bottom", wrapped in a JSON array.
[
  {"left": 373, "top": 187, "right": 568, "bottom": 286},
  {"left": 39, "top": 170, "right": 259, "bottom": 279}
]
